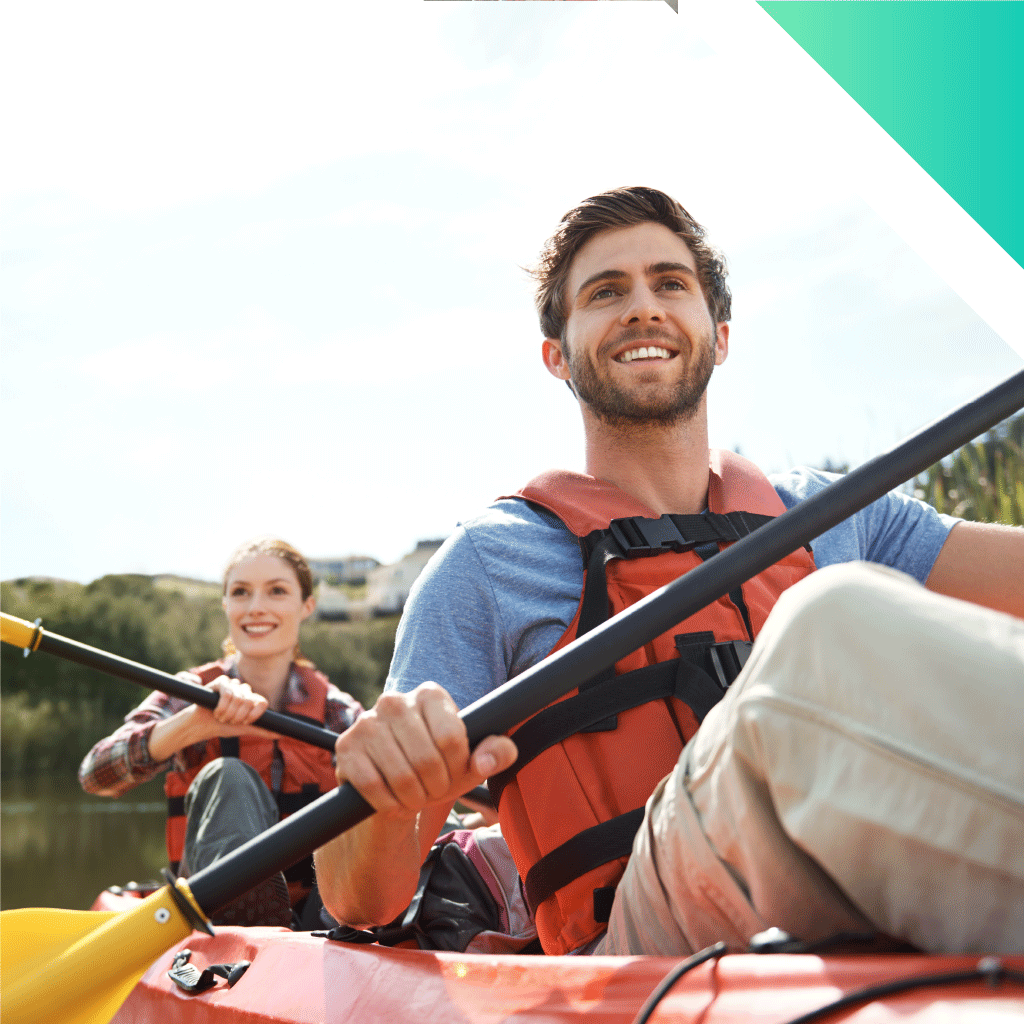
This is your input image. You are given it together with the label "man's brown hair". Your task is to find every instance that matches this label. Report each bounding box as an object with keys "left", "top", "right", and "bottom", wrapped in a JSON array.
[{"left": 531, "top": 186, "right": 732, "bottom": 341}]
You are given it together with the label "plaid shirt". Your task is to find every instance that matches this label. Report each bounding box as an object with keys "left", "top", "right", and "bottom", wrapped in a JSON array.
[{"left": 78, "top": 659, "right": 363, "bottom": 798}]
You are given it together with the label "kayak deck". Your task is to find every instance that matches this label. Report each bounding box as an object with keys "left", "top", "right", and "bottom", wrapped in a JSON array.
[{"left": 95, "top": 892, "right": 1024, "bottom": 1023}]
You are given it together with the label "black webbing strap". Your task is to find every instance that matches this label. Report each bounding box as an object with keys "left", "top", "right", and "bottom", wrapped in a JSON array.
[
  {"left": 592, "top": 887, "right": 617, "bottom": 924},
  {"left": 600, "top": 511, "right": 774, "bottom": 560},
  {"left": 218, "top": 737, "right": 240, "bottom": 758},
  {"left": 276, "top": 783, "right": 323, "bottom": 816},
  {"left": 573, "top": 511, "right": 771, "bottom": 711},
  {"left": 576, "top": 513, "right": 770, "bottom": 638},
  {"left": 524, "top": 808, "right": 645, "bottom": 914},
  {"left": 489, "top": 649, "right": 736, "bottom": 808}
]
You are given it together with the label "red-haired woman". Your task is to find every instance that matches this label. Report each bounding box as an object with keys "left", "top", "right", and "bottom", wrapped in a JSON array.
[{"left": 79, "top": 538, "right": 362, "bottom": 928}]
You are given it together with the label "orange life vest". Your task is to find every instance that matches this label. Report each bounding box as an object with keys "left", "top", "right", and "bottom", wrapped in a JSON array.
[
  {"left": 490, "top": 449, "right": 817, "bottom": 955},
  {"left": 164, "top": 659, "right": 338, "bottom": 903}
]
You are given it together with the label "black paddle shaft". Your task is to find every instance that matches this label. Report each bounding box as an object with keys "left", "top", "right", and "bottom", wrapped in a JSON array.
[
  {"left": 187, "top": 367, "right": 1024, "bottom": 916},
  {"left": 32, "top": 630, "right": 339, "bottom": 751}
]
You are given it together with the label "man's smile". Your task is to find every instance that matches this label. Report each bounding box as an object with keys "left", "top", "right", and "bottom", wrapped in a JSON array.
[{"left": 614, "top": 345, "right": 677, "bottom": 364}]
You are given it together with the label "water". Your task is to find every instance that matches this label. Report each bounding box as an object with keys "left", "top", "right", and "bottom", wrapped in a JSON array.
[{"left": 1, "top": 773, "right": 168, "bottom": 910}]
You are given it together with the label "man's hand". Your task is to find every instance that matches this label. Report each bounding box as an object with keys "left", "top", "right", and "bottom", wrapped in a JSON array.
[
  {"left": 333, "top": 681, "right": 518, "bottom": 818},
  {"left": 316, "top": 681, "right": 517, "bottom": 928}
]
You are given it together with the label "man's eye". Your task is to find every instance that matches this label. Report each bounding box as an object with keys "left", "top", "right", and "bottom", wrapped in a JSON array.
[
  {"left": 592, "top": 287, "right": 617, "bottom": 300},
  {"left": 660, "top": 279, "right": 686, "bottom": 291}
]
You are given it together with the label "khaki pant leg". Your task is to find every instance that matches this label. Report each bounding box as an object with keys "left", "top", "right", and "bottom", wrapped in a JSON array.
[{"left": 604, "top": 562, "right": 1024, "bottom": 955}]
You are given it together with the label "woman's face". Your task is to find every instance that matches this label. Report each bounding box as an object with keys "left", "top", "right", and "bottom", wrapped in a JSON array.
[{"left": 222, "top": 553, "right": 316, "bottom": 661}]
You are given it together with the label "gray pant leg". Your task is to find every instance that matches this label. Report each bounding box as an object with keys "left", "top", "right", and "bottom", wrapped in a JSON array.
[{"left": 179, "top": 757, "right": 279, "bottom": 876}]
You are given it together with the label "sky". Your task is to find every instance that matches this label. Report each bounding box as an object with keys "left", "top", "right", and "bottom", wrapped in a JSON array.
[{"left": 2, "top": 1, "right": 1022, "bottom": 585}]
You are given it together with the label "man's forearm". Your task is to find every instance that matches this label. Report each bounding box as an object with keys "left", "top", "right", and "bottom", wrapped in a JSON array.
[
  {"left": 314, "top": 802, "right": 451, "bottom": 929},
  {"left": 926, "top": 520, "right": 1024, "bottom": 619}
]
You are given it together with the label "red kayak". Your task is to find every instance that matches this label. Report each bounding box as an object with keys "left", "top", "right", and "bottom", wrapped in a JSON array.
[{"left": 93, "top": 889, "right": 1024, "bottom": 1024}]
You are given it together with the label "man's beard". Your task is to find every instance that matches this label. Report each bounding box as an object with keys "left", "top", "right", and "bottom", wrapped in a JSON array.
[{"left": 567, "top": 330, "right": 715, "bottom": 429}]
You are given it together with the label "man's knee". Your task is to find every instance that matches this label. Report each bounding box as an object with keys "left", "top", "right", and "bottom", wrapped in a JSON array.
[
  {"left": 767, "top": 562, "right": 916, "bottom": 649},
  {"left": 727, "top": 562, "right": 921, "bottom": 715}
]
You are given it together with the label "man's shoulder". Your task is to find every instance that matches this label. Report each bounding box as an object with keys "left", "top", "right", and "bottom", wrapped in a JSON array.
[
  {"left": 768, "top": 465, "right": 841, "bottom": 511},
  {"left": 461, "top": 494, "right": 571, "bottom": 532},
  {"left": 437, "top": 495, "right": 578, "bottom": 568}
]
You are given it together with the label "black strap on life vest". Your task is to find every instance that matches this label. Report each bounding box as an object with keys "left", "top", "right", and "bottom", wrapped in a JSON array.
[
  {"left": 524, "top": 808, "right": 646, "bottom": 918},
  {"left": 488, "top": 636, "right": 752, "bottom": 809},
  {"left": 578, "top": 511, "right": 771, "bottom": 641},
  {"left": 219, "top": 737, "right": 240, "bottom": 759},
  {"left": 575, "top": 511, "right": 766, "bottom": 733}
]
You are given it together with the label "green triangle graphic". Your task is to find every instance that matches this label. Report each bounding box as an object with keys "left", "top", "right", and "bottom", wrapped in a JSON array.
[{"left": 758, "top": 1, "right": 1023, "bottom": 271}]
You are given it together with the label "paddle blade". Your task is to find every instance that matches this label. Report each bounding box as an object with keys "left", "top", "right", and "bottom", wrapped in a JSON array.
[
  {"left": 1, "top": 887, "right": 197, "bottom": 1024},
  {"left": 0, "top": 613, "right": 38, "bottom": 650}
]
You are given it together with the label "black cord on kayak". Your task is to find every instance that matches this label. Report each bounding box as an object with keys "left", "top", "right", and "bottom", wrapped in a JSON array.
[
  {"left": 775, "top": 957, "right": 1024, "bottom": 1024},
  {"left": 629, "top": 942, "right": 727, "bottom": 1024}
]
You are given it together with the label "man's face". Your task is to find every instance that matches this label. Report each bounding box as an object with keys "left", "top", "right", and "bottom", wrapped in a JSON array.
[{"left": 547, "top": 221, "right": 728, "bottom": 428}]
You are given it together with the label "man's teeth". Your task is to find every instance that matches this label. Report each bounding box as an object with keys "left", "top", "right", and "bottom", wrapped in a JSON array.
[{"left": 618, "top": 346, "right": 672, "bottom": 363}]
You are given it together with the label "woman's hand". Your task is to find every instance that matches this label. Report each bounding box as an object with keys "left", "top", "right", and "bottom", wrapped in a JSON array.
[
  {"left": 204, "top": 674, "right": 271, "bottom": 731},
  {"left": 146, "top": 673, "right": 276, "bottom": 762}
]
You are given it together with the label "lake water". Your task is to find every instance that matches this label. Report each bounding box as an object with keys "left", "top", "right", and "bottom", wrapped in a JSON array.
[{"left": 1, "top": 773, "right": 168, "bottom": 911}]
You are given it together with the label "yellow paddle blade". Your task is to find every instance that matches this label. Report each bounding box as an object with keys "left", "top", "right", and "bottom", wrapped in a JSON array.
[
  {"left": 1, "top": 885, "right": 201, "bottom": 1024},
  {"left": 0, "top": 612, "right": 40, "bottom": 651}
]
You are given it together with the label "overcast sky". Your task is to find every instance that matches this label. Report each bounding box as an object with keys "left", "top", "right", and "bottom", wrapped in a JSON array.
[{"left": 2, "top": 1, "right": 1021, "bottom": 585}]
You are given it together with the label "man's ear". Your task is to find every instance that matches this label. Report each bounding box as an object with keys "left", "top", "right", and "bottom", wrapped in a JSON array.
[
  {"left": 713, "top": 322, "right": 729, "bottom": 366},
  {"left": 542, "top": 338, "right": 572, "bottom": 381}
]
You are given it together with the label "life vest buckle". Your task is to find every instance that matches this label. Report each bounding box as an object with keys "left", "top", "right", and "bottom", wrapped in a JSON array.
[
  {"left": 609, "top": 515, "right": 699, "bottom": 558},
  {"left": 707, "top": 640, "right": 753, "bottom": 690}
]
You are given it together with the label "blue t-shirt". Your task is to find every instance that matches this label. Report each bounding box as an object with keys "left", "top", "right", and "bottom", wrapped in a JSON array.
[{"left": 387, "top": 466, "right": 958, "bottom": 710}]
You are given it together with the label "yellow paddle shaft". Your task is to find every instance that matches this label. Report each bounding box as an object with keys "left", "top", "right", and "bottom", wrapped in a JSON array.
[
  {"left": 1, "top": 882, "right": 206, "bottom": 1024},
  {"left": 0, "top": 612, "right": 43, "bottom": 652}
]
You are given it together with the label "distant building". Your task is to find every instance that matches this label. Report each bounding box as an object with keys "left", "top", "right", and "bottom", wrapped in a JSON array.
[
  {"left": 307, "top": 555, "right": 380, "bottom": 585},
  {"left": 315, "top": 580, "right": 353, "bottom": 621},
  {"left": 365, "top": 539, "right": 445, "bottom": 616}
]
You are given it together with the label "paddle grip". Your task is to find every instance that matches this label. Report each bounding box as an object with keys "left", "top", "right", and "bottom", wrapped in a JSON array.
[
  {"left": 32, "top": 628, "right": 340, "bottom": 751},
  {"left": 180, "top": 367, "right": 1024, "bottom": 917}
]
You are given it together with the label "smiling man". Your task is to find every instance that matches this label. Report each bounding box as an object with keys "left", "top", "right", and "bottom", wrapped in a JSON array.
[{"left": 315, "top": 187, "right": 1024, "bottom": 957}]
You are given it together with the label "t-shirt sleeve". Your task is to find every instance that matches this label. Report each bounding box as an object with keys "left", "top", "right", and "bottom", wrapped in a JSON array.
[
  {"left": 385, "top": 501, "right": 584, "bottom": 711},
  {"left": 771, "top": 466, "right": 960, "bottom": 584},
  {"left": 385, "top": 526, "right": 513, "bottom": 710}
]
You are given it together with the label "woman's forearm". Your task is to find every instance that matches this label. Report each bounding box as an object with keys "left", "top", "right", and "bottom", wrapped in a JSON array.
[{"left": 145, "top": 705, "right": 210, "bottom": 763}]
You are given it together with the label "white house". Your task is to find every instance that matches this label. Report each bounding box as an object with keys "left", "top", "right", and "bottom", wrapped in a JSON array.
[{"left": 364, "top": 539, "right": 445, "bottom": 616}]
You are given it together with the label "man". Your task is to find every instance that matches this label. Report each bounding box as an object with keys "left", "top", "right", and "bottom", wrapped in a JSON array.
[{"left": 315, "top": 187, "right": 1024, "bottom": 956}]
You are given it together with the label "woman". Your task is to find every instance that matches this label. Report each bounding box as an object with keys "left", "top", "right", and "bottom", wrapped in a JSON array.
[{"left": 79, "top": 537, "right": 362, "bottom": 927}]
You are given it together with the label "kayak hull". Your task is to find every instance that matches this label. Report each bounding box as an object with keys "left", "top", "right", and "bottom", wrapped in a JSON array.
[{"left": 94, "top": 890, "right": 1024, "bottom": 1023}]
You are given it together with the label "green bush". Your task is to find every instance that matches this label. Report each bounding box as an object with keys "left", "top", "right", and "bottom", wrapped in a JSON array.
[{"left": 910, "top": 412, "right": 1024, "bottom": 526}]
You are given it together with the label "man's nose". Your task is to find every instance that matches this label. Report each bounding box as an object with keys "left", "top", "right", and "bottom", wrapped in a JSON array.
[{"left": 623, "top": 285, "right": 665, "bottom": 325}]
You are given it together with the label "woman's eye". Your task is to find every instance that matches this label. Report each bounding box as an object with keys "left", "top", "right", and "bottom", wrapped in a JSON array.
[{"left": 230, "top": 587, "right": 247, "bottom": 597}]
